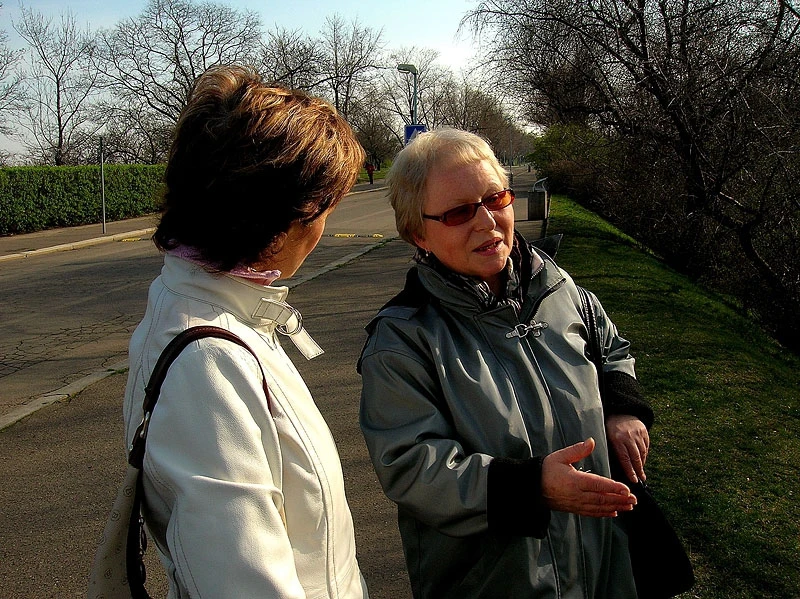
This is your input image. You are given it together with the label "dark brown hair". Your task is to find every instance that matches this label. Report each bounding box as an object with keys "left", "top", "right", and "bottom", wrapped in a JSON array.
[{"left": 154, "top": 64, "right": 365, "bottom": 270}]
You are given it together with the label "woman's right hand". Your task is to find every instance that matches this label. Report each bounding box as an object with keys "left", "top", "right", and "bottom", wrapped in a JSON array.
[{"left": 541, "top": 438, "right": 636, "bottom": 518}]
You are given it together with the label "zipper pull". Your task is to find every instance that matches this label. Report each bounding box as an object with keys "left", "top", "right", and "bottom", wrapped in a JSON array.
[{"left": 506, "top": 320, "right": 548, "bottom": 339}]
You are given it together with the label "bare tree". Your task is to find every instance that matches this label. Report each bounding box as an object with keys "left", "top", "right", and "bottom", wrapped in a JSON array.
[
  {"left": 469, "top": 0, "right": 800, "bottom": 349},
  {"left": 431, "top": 75, "right": 529, "bottom": 163},
  {"left": 96, "top": 0, "right": 263, "bottom": 124},
  {"left": 92, "top": 100, "right": 172, "bottom": 164},
  {"left": 13, "top": 5, "right": 99, "bottom": 165},
  {"left": 258, "top": 26, "right": 324, "bottom": 91},
  {"left": 348, "top": 85, "right": 402, "bottom": 166},
  {"left": 440, "top": 77, "right": 505, "bottom": 136},
  {"left": 379, "top": 47, "right": 519, "bottom": 152},
  {"left": 318, "top": 15, "right": 385, "bottom": 119},
  {"left": 384, "top": 47, "right": 447, "bottom": 129},
  {"left": 0, "top": 3, "right": 25, "bottom": 139}
]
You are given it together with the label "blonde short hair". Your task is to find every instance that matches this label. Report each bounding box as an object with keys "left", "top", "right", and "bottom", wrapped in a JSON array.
[{"left": 387, "top": 128, "right": 508, "bottom": 245}]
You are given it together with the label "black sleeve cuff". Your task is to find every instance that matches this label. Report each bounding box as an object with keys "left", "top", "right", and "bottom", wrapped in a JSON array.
[
  {"left": 487, "top": 456, "right": 550, "bottom": 538},
  {"left": 603, "top": 371, "right": 655, "bottom": 429}
]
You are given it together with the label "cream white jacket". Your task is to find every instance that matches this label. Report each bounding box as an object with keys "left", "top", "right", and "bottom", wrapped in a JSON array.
[{"left": 123, "top": 254, "right": 368, "bottom": 599}]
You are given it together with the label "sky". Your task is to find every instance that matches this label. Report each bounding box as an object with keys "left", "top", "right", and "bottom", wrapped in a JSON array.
[
  {"left": 1, "top": 0, "right": 481, "bottom": 68},
  {"left": 0, "top": 0, "right": 483, "bottom": 155}
]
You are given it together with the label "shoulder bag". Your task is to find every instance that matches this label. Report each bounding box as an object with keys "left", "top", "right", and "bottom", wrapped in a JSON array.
[
  {"left": 577, "top": 285, "right": 695, "bottom": 599},
  {"left": 87, "top": 325, "right": 270, "bottom": 599}
]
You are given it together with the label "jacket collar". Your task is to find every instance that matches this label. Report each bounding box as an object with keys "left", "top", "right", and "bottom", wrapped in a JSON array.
[
  {"left": 161, "top": 254, "right": 323, "bottom": 359},
  {"left": 414, "top": 245, "right": 519, "bottom": 310},
  {"left": 412, "top": 231, "right": 560, "bottom": 312}
]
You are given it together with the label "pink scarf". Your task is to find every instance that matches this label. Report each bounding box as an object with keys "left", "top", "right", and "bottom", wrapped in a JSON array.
[{"left": 167, "top": 246, "right": 282, "bottom": 287}]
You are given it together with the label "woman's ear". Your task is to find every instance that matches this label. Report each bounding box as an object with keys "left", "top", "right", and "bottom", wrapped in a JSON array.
[{"left": 413, "top": 234, "right": 428, "bottom": 252}]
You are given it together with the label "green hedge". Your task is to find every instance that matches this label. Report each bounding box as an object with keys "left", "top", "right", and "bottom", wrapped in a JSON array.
[{"left": 0, "top": 165, "right": 165, "bottom": 235}]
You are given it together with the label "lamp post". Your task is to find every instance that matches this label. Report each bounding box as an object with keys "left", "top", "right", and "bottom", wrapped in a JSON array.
[
  {"left": 397, "top": 63, "right": 418, "bottom": 125},
  {"left": 99, "top": 136, "right": 106, "bottom": 234}
]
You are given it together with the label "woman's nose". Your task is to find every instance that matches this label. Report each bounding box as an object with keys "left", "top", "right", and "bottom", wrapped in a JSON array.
[{"left": 473, "top": 204, "right": 497, "bottom": 229}]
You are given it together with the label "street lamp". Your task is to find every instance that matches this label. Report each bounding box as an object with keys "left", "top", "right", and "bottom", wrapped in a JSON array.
[{"left": 397, "top": 63, "right": 418, "bottom": 125}]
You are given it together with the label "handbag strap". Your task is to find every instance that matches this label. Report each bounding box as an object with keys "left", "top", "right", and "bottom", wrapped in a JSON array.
[
  {"left": 577, "top": 285, "right": 604, "bottom": 393},
  {"left": 129, "top": 325, "right": 271, "bottom": 469},
  {"left": 578, "top": 287, "right": 654, "bottom": 488},
  {"left": 125, "top": 325, "right": 271, "bottom": 599}
]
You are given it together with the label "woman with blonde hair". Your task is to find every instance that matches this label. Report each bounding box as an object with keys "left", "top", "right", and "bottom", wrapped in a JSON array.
[{"left": 359, "top": 128, "right": 652, "bottom": 598}]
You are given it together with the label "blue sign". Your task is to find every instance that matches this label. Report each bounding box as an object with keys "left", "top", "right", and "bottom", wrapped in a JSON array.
[{"left": 404, "top": 124, "right": 428, "bottom": 145}]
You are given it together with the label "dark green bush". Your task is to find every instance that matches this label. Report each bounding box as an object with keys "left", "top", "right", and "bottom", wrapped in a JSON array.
[
  {"left": 0, "top": 165, "right": 165, "bottom": 235},
  {"left": 532, "top": 124, "right": 800, "bottom": 352}
]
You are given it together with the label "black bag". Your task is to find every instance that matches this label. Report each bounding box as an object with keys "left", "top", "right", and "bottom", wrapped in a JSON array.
[
  {"left": 577, "top": 285, "right": 695, "bottom": 599},
  {"left": 614, "top": 473, "right": 696, "bottom": 599}
]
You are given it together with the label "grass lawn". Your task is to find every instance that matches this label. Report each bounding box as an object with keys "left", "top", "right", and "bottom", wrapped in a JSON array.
[{"left": 548, "top": 195, "right": 800, "bottom": 599}]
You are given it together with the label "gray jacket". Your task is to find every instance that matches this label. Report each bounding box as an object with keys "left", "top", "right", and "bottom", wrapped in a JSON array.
[{"left": 358, "top": 234, "right": 652, "bottom": 599}]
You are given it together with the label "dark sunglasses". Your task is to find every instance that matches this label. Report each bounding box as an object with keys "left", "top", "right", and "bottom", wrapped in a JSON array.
[{"left": 422, "top": 189, "right": 515, "bottom": 226}]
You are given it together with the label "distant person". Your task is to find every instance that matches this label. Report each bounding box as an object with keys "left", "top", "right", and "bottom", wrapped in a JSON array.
[
  {"left": 366, "top": 162, "right": 375, "bottom": 184},
  {"left": 359, "top": 128, "right": 653, "bottom": 598},
  {"left": 123, "top": 64, "right": 369, "bottom": 598}
]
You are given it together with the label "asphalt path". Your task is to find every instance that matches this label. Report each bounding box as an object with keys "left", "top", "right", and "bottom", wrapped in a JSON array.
[
  {"left": 0, "top": 182, "right": 397, "bottom": 429},
  {"left": 0, "top": 237, "right": 418, "bottom": 599},
  {"left": 0, "top": 169, "right": 544, "bottom": 598}
]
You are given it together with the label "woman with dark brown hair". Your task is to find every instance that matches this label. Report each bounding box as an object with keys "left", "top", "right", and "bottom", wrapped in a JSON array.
[{"left": 123, "top": 64, "right": 368, "bottom": 598}]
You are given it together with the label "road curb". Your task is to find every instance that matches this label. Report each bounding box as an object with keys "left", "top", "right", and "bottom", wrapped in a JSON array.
[
  {"left": 0, "top": 187, "right": 385, "bottom": 264},
  {"left": 0, "top": 228, "right": 156, "bottom": 263},
  {"left": 0, "top": 359, "right": 130, "bottom": 431}
]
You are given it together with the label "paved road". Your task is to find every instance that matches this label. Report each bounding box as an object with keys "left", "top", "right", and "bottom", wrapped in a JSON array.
[
  {"left": 0, "top": 169, "right": 545, "bottom": 598},
  {"left": 0, "top": 182, "right": 395, "bottom": 429}
]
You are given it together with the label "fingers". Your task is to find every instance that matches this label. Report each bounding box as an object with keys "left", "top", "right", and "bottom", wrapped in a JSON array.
[
  {"left": 542, "top": 438, "right": 637, "bottom": 518},
  {"left": 629, "top": 443, "right": 646, "bottom": 482},
  {"left": 606, "top": 416, "right": 650, "bottom": 482},
  {"left": 554, "top": 437, "right": 596, "bottom": 466},
  {"left": 616, "top": 452, "right": 641, "bottom": 484},
  {"left": 578, "top": 471, "right": 631, "bottom": 496},
  {"left": 626, "top": 426, "right": 650, "bottom": 482},
  {"left": 552, "top": 471, "right": 637, "bottom": 518}
]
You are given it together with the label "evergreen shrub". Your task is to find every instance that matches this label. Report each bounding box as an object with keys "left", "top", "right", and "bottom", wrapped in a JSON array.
[{"left": 0, "top": 165, "right": 165, "bottom": 235}]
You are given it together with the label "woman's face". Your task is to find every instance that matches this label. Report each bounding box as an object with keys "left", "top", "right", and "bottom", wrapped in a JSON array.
[{"left": 414, "top": 158, "right": 514, "bottom": 295}]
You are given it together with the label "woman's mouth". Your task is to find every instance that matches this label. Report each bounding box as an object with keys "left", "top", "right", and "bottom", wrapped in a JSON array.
[{"left": 474, "top": 239, "right": 502, "bottom": 254}]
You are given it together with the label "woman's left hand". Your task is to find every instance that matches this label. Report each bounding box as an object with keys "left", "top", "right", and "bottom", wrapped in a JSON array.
[{"left": 606, "top": 414, "right": 649, "bottom": 483}]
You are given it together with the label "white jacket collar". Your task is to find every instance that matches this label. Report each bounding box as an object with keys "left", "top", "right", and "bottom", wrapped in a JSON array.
[{"left": 161, "top": 254, "right": 323, "bottom": 359}]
